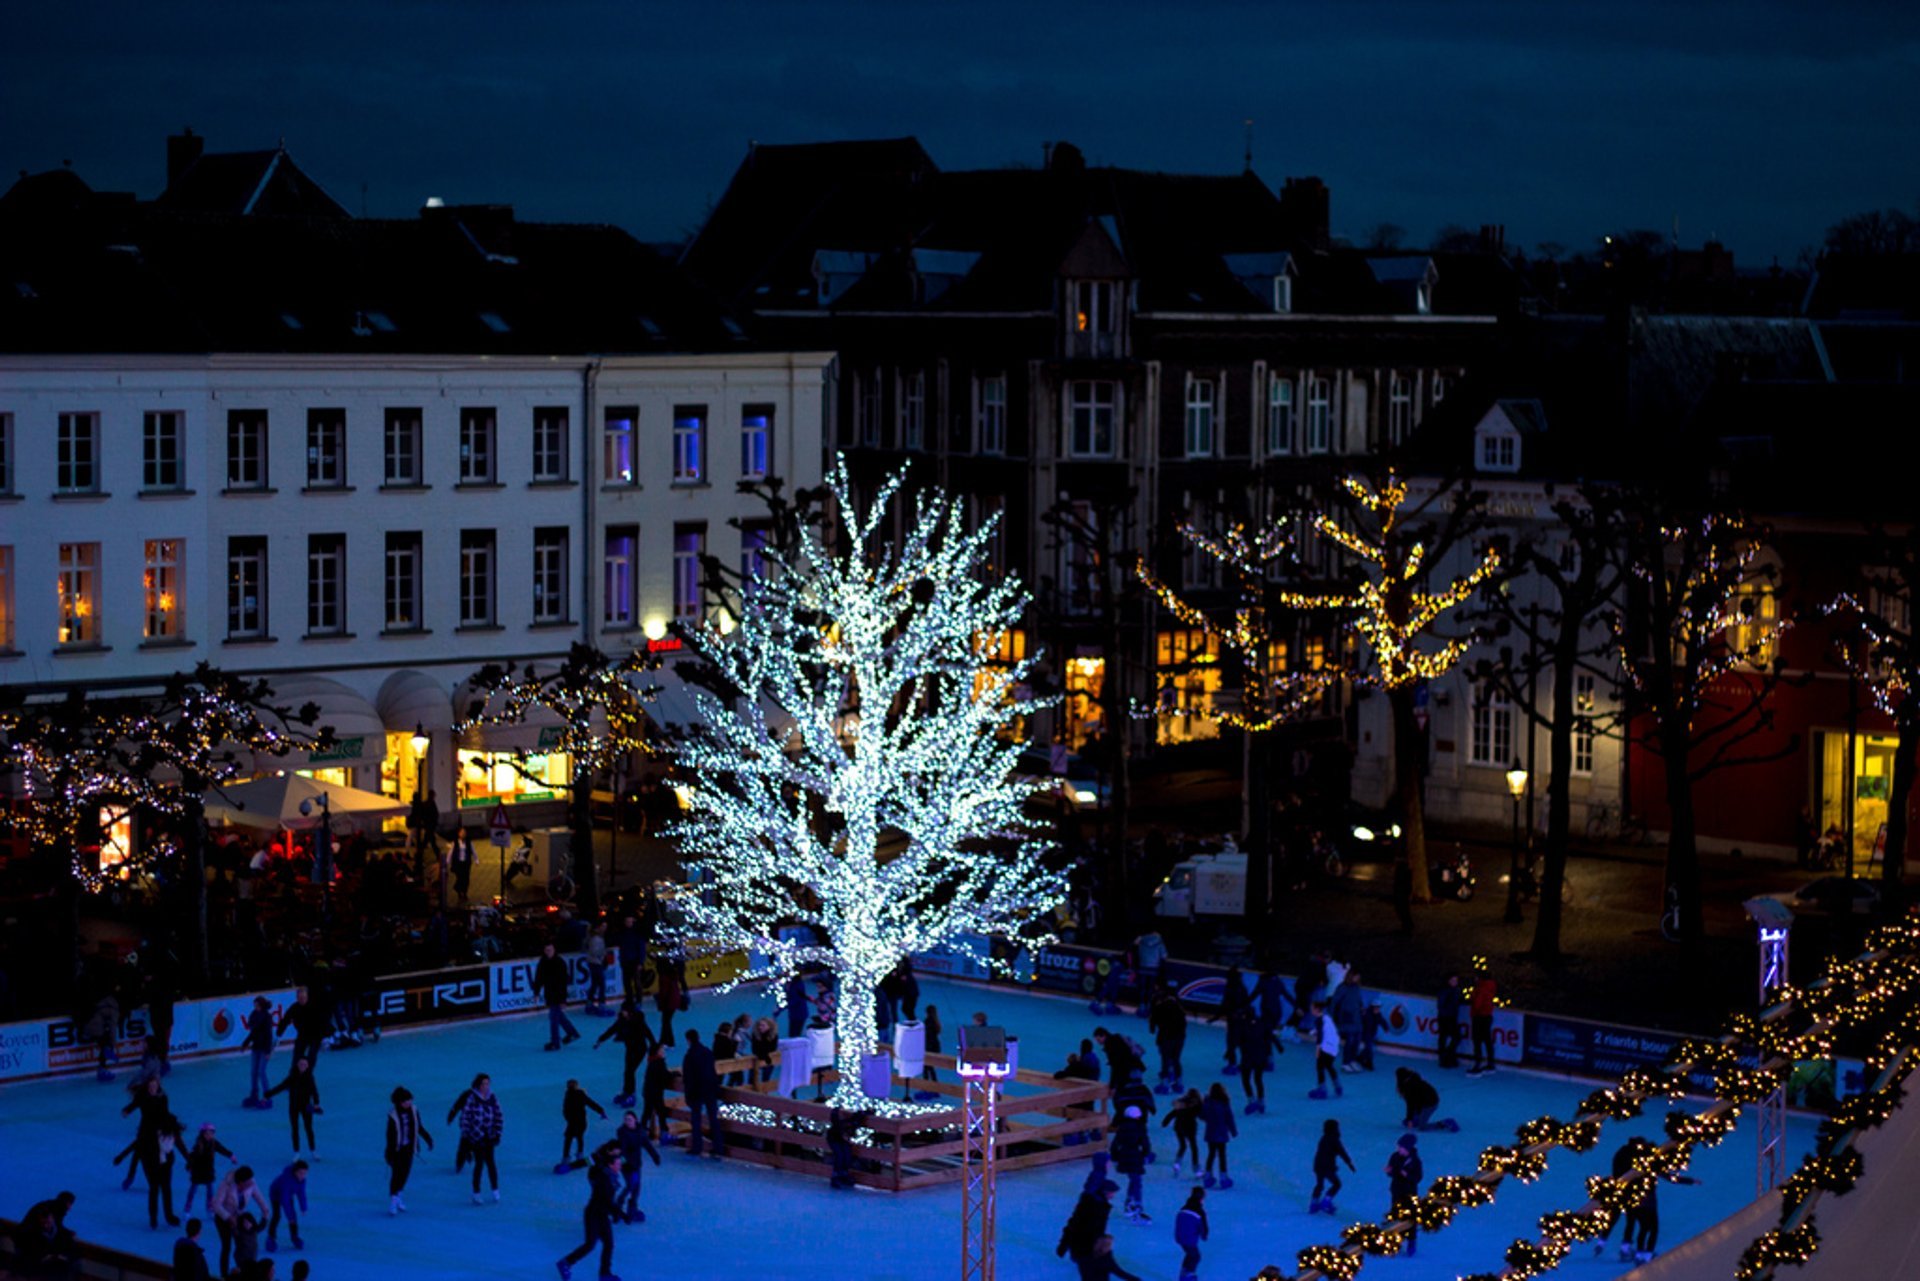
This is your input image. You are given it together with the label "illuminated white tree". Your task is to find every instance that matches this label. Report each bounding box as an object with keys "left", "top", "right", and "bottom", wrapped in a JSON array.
[{"left": 668, "top": 459, "right": 1065, "bottom": 1100}]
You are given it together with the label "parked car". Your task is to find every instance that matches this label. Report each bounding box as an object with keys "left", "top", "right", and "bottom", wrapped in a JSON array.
[{"left": 1768, "top": 876, "right": 1882, "bottom": 919}]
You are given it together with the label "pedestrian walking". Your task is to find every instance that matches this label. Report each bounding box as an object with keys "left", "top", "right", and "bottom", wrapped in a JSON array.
[
  {"left": 1173, "top": 1186, "right": 1208, "bottom": 1281},
  {"left": 1306, "top": 1002, "right": 1344, "bottom": 1099},
  {"left": 183, "top": 1124, "right": 235, "bottom": 1214},
  {"left": 1308, "top": 1118, "right": 1355, "bottom": 1214},
  {"left": 1385, "top": 1134, "right": 1424, "bottom": 1256},
  {"left": 594, "top": 996, "right": 657, "bottom": 1108},
  {"left": 210, "top": 1165, "right": 269, "bottom": 1277},
  {"left": 1394, "top": 1067, "right": 1460, "bottom": 1132},
  {"left": 447, "top": 829, "right": 475, "bottom": 906},
  {"left": 264, "top": 1160, "right": 308, "bottom": 1254},
  {"left": 459, "top": 1073, "right": 505, "bottom": 1203},
  {"left": 1161, "top": 1088, "right": 1201, "bottom": 1178},
  {"left": 678, "top": 1029, "right": 725, "bottom": 1158},
  {"left": 920, "top": 1005, "right": 942, "bottom": 1088},
  {"left": 241, "top": 996, "right": 276, "bottom": 1109},
  {"left": 264, "top": 1058, "right": 322, "bottom": 1158},
  {"left": 1467, "top": 964, "right": 1498, "bottom": 1074},
  {"left": 1436, "top": 971, "right": 1464, "bottom": 1069},
  {"left": 554, "top": 1147, "right": 622, "bottom": 1280},
  {"left": 1199, "top": 1083, "right": 1237, "bottom": 1189},
  {"left": 537, "top": 943, "right": 582, "bottom": 1052},
  {"left": 384, "top": 1086, "right": 432, "bottom": 1215},
  {"left": 610, "top": 1112, "right": 660, "bottom": 1222},
  {"left": 558, "top": 1080, "right": 607, "bottom": 1172}
]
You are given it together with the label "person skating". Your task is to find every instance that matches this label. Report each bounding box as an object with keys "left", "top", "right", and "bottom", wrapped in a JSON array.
[
  {"left": 711, "top": 1019, "right": 740, "bottom": 1084},
  {"left": 230, "top": 1209, "right": 262, "bottom": 1276},
  {"left": 241, "top": 996, "right": 277, "bottom": 1109},
  {"left": 554, "top": 1146, "right": 622, "bottom": 1281},
  {"left": 1394, "top": 1067, "right": 1460, "bottom": 1132},
  {"left": 594, "top": 997, "right": 657, "bottom": 1108},
  {"left": 679, "top": 1029, "right": 725, "bottom": 1158},
  {"left": 1173, "top": 1185, "right": 1208, "bottom": 1281},
  {"left": 1198, "top": 1083, "right": 1237, "bottom": 1189},
  {"left": 1092, "top": 1026, "right": 1144, "bottom": 1087},
  {"left": 1593, "top": 1136, "right": 1646, "bottom": 1261},
  {"left": 1436, "top": 971, "right": 1464, "bottom": 1069},
  {"left": 1161, "top": 1088, "right": 1201, "bottom": 1178},
  {"left": 211, "top": 1165, "right": 270, "bottom": 1277},
  {"left": 142, "top": 1117, "right": 185, "bottom": 1229},
  {"left": 173, "top": 1216, "right": 213, "bottom": 1281},
  {"left": 536, "top": 943, "right": 582, "bottom": 1051},
  {"left": 653, "top": 956, "right": 684, "bottom": 1047},
  {"left": 1622, "top": 1139, "right": 1698, "bottom": 1264},
  {"left": 1330, "top": 970, "right": 1367, "bottom": 1072},
  {"left": 114, "top": 1074, "right": 172, "bottom": 1190},
  {"left": 1212, "top": 966, "right": 1248, "bottom": 1073},
  {"left": 1078, "top": 1233, "right": 1143, "bottom": 1281},
  {"left": 1054, "top": 1038, "right": 1102, "bottom": 1081},
  {"left": 263, "top": 1161, "right": 308, "bottom": 1254},
  {"left": 184, "top": 1124, "right": 236, "bottom": 1213},
  {"left": 1148, "top": 984, "right": 1187, "bottom": 1094},
  {"left": 1056, "top": 1174, "right": 1120, "bottom": 1267},
  {"left": 1108, "top": 1101, "right": 1153, "bottom": 1223},
  {"left": 1384, "top": 1133, "right": 1424, "bottom": 1256},
  {"left": 447, "top": 1077, "right": 480, "bottom": 1174},
  {"left": 1230, "top": 1005, "right": 1268, "bottom": 1113},
  {"left": 638, "top": 1046, "right": 674, "bottom": 1145},
  {"left": 275, "top": 988, "right": 330, "bottom": 1068},
  {"left": 1306, "top": 1002, "right": 1343, "bottom": 1099},
  {"left": 264, "top": 1058, "right": 322, "bottom": 1159},
  {"left": 1467, "top": 964, "right": 1498, "bottom": 1074},
  {"left": 459, "top": 1073, "right": 505, "bottom": 1203},
  {"left": 384, "top": 1086, "right": 433, "bottom": 1215},
  {"left": 1309, "top": 1118, "right": 1355, "bottom": 1214},
  {"left": 583, "top": 923, "right": 612, "bottom": 1016},
  {"left": 558, "top": 1080, "right": 607, "bottom": 1171},
  {"left": 610, "top": 1112, "right": 660, "bottom": 1221}
]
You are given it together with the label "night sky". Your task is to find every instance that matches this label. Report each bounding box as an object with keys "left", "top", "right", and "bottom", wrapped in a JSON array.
[{"left": 5, "top": 1, "right": 1916, "bottom": 262}]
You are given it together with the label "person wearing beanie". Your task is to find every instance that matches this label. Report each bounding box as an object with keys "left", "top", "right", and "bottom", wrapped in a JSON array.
[
  {"left": 1309, "top": 1118, "right": 1355, "bottom": 1214},
  {"left": 1109, "top": 1100, "right": 1154, "bottom": 1223},
  {"left": 1385, "top": 1133, "right": 1424, "bottom": 1256},
  {"left": 385, "top": 1085, "right": 433, "bottom": 1214}
]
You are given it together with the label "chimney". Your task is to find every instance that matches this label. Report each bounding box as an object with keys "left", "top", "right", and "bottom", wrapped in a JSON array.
[
  {"left": 1048, "top": 141, "right": 1085, "bottom": 175},
  {"left": 1480, "top": 224, "right": 1506, "bottom": 255},
  {"left": 167, "top": 127, "right": 203, "bottom": 190},
  {"left": 1278, "top": 176, "right": 1330, "bottom": 253}
]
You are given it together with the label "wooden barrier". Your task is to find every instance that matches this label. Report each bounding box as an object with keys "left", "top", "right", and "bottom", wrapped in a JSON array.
[
  {"left": 655, "top": 1051, "right": 1109, "bottom": 1192},
  {"left": 0, "top": 1217, "right": 173, "bottom": 1281}
]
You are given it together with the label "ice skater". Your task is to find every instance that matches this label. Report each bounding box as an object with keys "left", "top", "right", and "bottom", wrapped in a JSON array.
[
  {"left": 264, "top": 1057, "right": 321, "bottom": 1158},
  {"left": 1385, "top": 1133, "right": 1424, "bottom": 1256},
  {"left": 242, "top": 996, "right": 276, "bottom": 1109},
  {"left": 1394, "top": 1067, "right": 1459, "bottom": 1132},
  {"left": 264, "top": 1160, "right": 308, "bottom": 1254},
  {"left": 594, "top": 997, "right": 656, "bottom": 1108},
  {"left": 460, "top": 1072, "right": 506, "bottom": 1203},
  {"left": 610, "top": 1112, "right": 661, "bottom": 1221},
  {"left": 1161, "top": 1088, "right": 1201, "bottom": 1178},
  {"left": 1467, "top": 964, "right": 1498, "bottom": 1074},
  {"left": 558, "top": 1079, "right": 607, "bottom": 1171},
  {"left": 678, "top": 1029, "right": 725, "bottom": 1158},
  {"left": 384, "top": 1086, "right": 433, "bottom": 1215},
  {"left": 211, "top": 1164, "right": 269, "bottom": 1277},
  {"left": 1231, "top": 1004, "right": 1267, "bottom": 1113},
  {"left": 1108, "top": 1101, "right": 1153, "bottom": 1223},
  {"left": 183, "top": 1124, "right": 235, "bottom": 1214},
  {"left": 447, "top": 1076, "right": 479, "bottom": 1173},
  {"left": 1172, "top": 1185, "right": 1208, "bottom": 1281},
  {"left": 536, "top": 943, "right": 582, "bottom": 1052},
  {"left": 554, "top": 1146, "right": 621, "bottom": 1280},
  {"left": 1306, "top": 1002, "right": 1343, "bottom": 1099},
  {"left": 1148, "top": 984, "right": 1186, "bottom": 1093},
  {"left": 1055, "top": 1171, "right": 1119, "bottom": 1267},
  {"left": 1199, "top": 1083, "right": 1236, "bottom": 1189},
  {"left": 639, "top": 1045, "right": 673, "bottom": 1144},
  {"left": 114, "top": 1075, "right": 172, "bottom": 1190},
  {"left": 1308, "top": 1118, "right": 1355, "bottom": 1214},
  {"left": 141, "top": 1117, "right": 185, "bottom": 1229}
]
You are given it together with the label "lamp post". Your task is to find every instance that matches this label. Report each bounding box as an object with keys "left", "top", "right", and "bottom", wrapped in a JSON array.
[
  {"left": 408, "top": 724, "right": 430, "bottom": 881},
  {"left": 1503, "top": 761, "right": 1528, "bottom": 924}
]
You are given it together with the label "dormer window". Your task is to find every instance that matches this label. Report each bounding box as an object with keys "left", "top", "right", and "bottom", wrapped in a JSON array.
[
  {"left": 1415, "top": 281, "right": 1432, "bottom": 314},
  {"left": 1067, "top": 279, "right": 1120, "bottom": 358},
  {"left": 1478, "top": 432, "right": 1518, "bottom": 472},
  {"left": 1274, "top": 274, "right": 1293, "bottom": 313}
]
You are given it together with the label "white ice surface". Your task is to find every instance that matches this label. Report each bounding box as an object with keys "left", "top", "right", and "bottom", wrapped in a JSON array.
[{"left": 0, "top": 978, "right": 1815, "bottom": 1280}]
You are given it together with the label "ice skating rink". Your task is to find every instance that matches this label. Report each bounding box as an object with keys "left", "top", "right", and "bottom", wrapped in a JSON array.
[{"left": 0, "top": 979, "right": 1814, "bottom": 1280}]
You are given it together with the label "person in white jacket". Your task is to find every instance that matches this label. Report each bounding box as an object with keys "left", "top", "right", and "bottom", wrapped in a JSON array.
[
  {"left": 209, "top": 1165, "right": 269, "bottom": 1277},
  {"left": 1307, "top": 1002, "right": 1344, "bottom": 1099}
]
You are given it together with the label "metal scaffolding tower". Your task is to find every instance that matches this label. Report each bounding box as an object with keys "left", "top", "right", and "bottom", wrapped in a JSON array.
[
  {"left": 959, "top": 1025, "right": 1012, "bottom": 1281},
  {"left": 1745, "top": 897, "right": 1795, "bottom": 1196}
]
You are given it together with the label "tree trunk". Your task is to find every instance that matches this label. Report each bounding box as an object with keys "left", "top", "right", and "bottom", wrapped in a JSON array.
[
  {"left": 1662, "top": 725, "right": 1704, "bottom": 944},
  {"left": 184, "top": 791, "right": 210, "bottom": 985},
  {"left": 1390, "top": 686, "right": 1432, "bottom": 902},
  {"left": 1881, "top": 713, "right": 1916, "bottom": 910},
  {"left": 570, "top": 779, "right": 599, "bottom": 919},
  {"left": 1245, "top": 729, "right": 1272, "bottom": 928},
  {"left": 1528, "top": 640, "right": 1578, "bottom": 962},
  {"left": 832, "top": 961, "right": 886, "bottom": 1102}
]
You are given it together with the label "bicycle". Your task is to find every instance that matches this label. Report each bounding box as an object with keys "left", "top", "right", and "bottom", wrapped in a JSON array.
[
  {"left": 547, "top": 848, "right": 576, "bottom": 905},
  {"left": 1514, "top": 851, "right": 1574, "bottom": 906},
  {"left": 1659, "top": 885, "right": 1682, "bottom": 942},
  {"left": 1584, "top": 797, "right": 1620, "bottom": 841}
]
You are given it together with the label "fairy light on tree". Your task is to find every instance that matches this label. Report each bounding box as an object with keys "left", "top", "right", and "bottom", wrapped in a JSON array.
[
  {"left": 667, "top": 458, "right": 1065, "bottom": 1101},
  {"left": 455, "top": 641, "right": 657, "bottom": 918}
]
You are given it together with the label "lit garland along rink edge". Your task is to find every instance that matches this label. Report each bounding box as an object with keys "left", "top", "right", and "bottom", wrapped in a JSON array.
[
  {"left": 1255, "top": 914, "right": 1920, "bottom": 1281},
  {"left": 660, "top": 458, "right": 1068, "bottom": 1101}
]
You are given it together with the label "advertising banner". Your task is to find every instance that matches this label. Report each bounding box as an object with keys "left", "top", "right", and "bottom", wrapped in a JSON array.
[
  {"left": 1160, "top": 958, "right": 1260, "bottom": 1011},
  {"left": 44, "top": 1005, "right": 153, "bottom": 1073},
  {"left": 912, "top": 935, "right": 993, "bottom": 983},
  {"left": 189, "top": 989, "right": 299, "bottom": 1055},
  {"left": 489, "top": 950, "right": 605, "bottom": 1014},
  {"left": 1374, "top": 989, "right": 1524, "bottom": 1064},
  {"left": 0, "top": 1020, "right": 49, "bottom": 1080},
  {"left": 683, "top": 949, "right": 745, "bottom": 991},
  {"left": 1030, "top": 944, "right": 1136, "bottom": 1001},
  {"left": 1521, "top": 1013, "right": 1745, "bottom": 1091},
  {"left": 368, "top": 965, "right": 492, "bottom": 1028}
]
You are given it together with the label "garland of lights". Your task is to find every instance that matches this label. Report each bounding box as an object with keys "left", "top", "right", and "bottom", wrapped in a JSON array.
[
  {"left": 1277, "top": 917, "right": 1920, "bottom": 1281},
  {"left": 454, "top": 642, "right": 657, "bottom": 795},
  {"left": 1826, "top": 589, "right": 1916, "bottom": 725},
  {"left": 664, "top": 458, "right": 1066, "bottom": 1102}
]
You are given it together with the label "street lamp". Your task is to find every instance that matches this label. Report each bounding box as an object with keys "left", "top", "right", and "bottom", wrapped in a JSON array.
[
  {"left": 408, "top": 724, "right": 431, "bottom": 881},
  {"left": 1503, "top": 761, "right": 1528, "bottom": 924}
]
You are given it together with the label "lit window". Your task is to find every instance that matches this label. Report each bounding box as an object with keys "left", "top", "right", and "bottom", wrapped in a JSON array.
[
  {"left": 144, "top": 539, "right": 184, "bottom": 640},
  {"left": 307, "top": 533, "right": 346, "bottom": 636},
  {"left": 533, "top": 406, "right": 569, "bottom": 483},
  {"left": 383, "top": 408, "right": 422, "bottom": 486},
  {"left": 741, "top": 405, "right": 772, "bottom": 480},
  {"left": 459, "top": 408, "right": 497, "bottom": 484},
  {"left": 1305, "top": 379, "right": 1332, "bottom": 454},
  {"left": 306, "top": 409, "right": 346, "bottom": 489},
  {"left": 58, "top": 412, "right": 101, "bottom": 494},
  {"left": 740, "top": 522, "right": 771, "bottom": 588},
  {"left": 1469, "top": 685, "right": 1513, "bottom": 767},
  {"left": 1069, "top": 280, "right": 1118, "bottom": 358},
  {"left": 1155, "top": 628, "right": 1222, "bottom": 744},
  {"left": 143, "top": 412, "right": 184, "bottom": 491},
  {"left": 57, "top": 541, "right": 101, "bottom": 644},
  {"left": 603, "top": 526, "right": 637, "bottom": 627},
  {"left": 460, "top": 529, "right": 496, "bottom": 626},
  {"left": 1184, "top": 377, "right": 1216, "bottom": 458},
  {"left": 384, "top": 531, "right": 422, "bottom": 631},
  {"left": 1574, "top": 672, "right": 1596, "bottom": 774},
  {"left": 1266, "top": 375, "right": 1294, "bottom": 456},
  {"left": 673, "top": 405, "right": 706, "bottom": 483},
  {"left": 977, "top": 375, "right": 1007, "bottom": 456},
  {"left": 1728, "top": 581, "right": 1779, "bottom": 666},
  {"left": 603, "top": 407, "right": 637, "bottom": 485},
  {"left": 227, "top": 536, "right": 268, "bottom": 640},
  {"left": 673, "top": 526, "right": 705, "bottom": 620},
  {"left": 533, "top": 527, "right": 569, "bottom": 624},
  {"left": 227, "top": 410, "right": 268, "bottom": 490},
  {"left": 1067, "top": 381, "right": 1118, "bottom": 458}
]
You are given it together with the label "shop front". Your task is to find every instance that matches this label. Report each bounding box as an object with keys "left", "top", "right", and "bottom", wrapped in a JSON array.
[
  {"left": 1815, "top": 728, "right": 1901, "bottom": 870},
  {"left": 375, "top": 669, "right": 455, "bottom": 831}
]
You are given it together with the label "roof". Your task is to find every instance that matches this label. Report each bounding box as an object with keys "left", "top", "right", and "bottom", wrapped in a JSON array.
[
  {"left": 1802, "top": 253, "right": 1920, "bottom": 321},
  {"left": 155, "top": 145, "right": 350, "bottom": 219}
]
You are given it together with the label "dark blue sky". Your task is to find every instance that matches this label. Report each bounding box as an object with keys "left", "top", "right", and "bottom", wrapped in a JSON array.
[{"left": 6, "top": 1, "right": 1916, "bottom": 262}]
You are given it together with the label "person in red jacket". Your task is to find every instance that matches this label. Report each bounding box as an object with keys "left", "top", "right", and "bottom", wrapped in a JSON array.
[{"left": 1467, "top": 965, "right": 1498, "bottom": 1075}]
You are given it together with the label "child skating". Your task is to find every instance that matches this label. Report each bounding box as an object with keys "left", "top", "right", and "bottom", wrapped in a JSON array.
[
  {"left": 182, "top": 1123, "right": 234, "bottom": 1214},
  {"left": 264, "top": 1159, "right": 308, "bottom": 1254},
  {"left": 1385, "top": 1133, "right": 1424, "bottom": 1256},
  {"left": 1198, "top": 1083, "right": 1237, "bottom": 1189},
  {"left": 1173, "top": 1185, "right": 1208, "bottom": 1281},
  {"left": 1161, "top": 1088, "right": 1201, "bottom": 1178},
  {"left": 384, "top": 1086, "right": 433, "bottom": 1215},
  {"left": 264, "top": 1057, "right": 322, "bottom": 1159},
  {"left": 558, "top": 1080, "right": 607, "bottom": 1172},
  {"left": 1306, "top": 1002, "right": 1343, "bottom": 1099},
  {"left": 1309, "top": 1118, "right": 1355, "bottom": 1214},
  {"left": 610, "top": 1111, "right": 661, "bottom": 1222}
]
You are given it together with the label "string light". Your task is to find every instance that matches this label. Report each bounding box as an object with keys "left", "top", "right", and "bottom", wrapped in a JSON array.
[{"left": 663, "top": 457, "right": 1066, "bottom": 1102}]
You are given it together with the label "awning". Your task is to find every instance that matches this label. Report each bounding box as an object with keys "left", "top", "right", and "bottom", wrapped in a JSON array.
[
  {"left": 376, "top": 669, "right": 454, "bottom": 737},
  {"left": 639, "top": 663, "right": 706, "bottom": 735},
  {"left": 255, "top": 674, "right": 387, "bottom": 771},
  {"left": 453, "top": 678, "right": 603, "bottom": 753},
  {"left": 205, "top": 773, "right": 408, "bottom": 831}
]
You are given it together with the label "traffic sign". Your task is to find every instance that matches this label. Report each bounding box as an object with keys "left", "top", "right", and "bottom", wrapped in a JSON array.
[{"left": 488, "top": 801, "right": 512, "bottom": 848}]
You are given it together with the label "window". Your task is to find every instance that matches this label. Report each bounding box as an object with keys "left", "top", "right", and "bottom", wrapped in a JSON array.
[
  {"left": 856, "top": 370, "right": 881, "bottom": 447},
  {"left": 1728, "top": 580, "right": 1779, "bottom": 666},
  {"left": 306, "top": 534, "right": 346, "bottom": 636},
  {"left": 1273, "top": 274, "right": 1293, "bottom": 314},
  {"left": 898, "top": 371, "right": 925, "bottom": 451},
  {"left": 57, "top": 542, "right": 101, "bottom": 644},
  {"left": 1432, "top": 374, "right": 1449, "bottom": 404},
  {"left": 226, "top": 410, "right": 267, "bottom": 490},
  {"left": 227, "top": 537, "right": 268, "bottom": 640},
  {"left": 603, "top": 526, "right": 637, "bottom": 628},
  {"left": 673, "top": 526, "right": 705, "bottom": 620},
  {"left": 144, "top": 539, "right": 183, "bottom": 640},
  {"left": 306, "top": 409, "right": 346, "bottom": 489},
  {"left": 459, "top": 530, "right": 496, "bottom": 626},
  {"left": 1469, "top": 685, "right": 1513, "bottom": 767},
  {"left": 532, "top": 407, "right": 569, "bottom": 482},
  {"left": 384, "top": 531, "right": 422, "bottom": 632},
  {"left": 1069, "top": 280, "right": 1119, "bottom": 358},
  {"left": 1058, "top": 502, "right": 1097, "bottom": 615},
  {"left": 533, "top": 528, "right": 569, "bottom": 624},
  {"left": 1067, "top": 381, "right": 1118, "bottom": 458},
  {"left": 384, "top": 409, "right": 423, "bottom": 486},
  {"left": 58, "top": 412, "right": 100, "bottom": 493},
  {"left": 672, "top": 405, "right": 706, "bottom": 484},
  {"left": 1305, "top": 378, "right": 1332, "bottom": 454},
  {"left": 1388, "top": 375, "right": 1413, "bottom": 444},
  {"left": 458, "top": 408, "right": 496, "bottom": 485},
  {"left": 1184, "top": 377, "right": 1216, "bottom": 458},
  {"left": 1183, "top": 515, "right": 1221, "bottom": 590},
  {"left": 1266, "top": 375, "right": 1294, "bottom": 455},
  {"left": 740, "top": 405, "right": 772, "bottom": 480},
  {"left": 1156, "top": 628, "right": 1222, "bottom": 745},
  {"left": 0, "top": 545, "right": 13, "bottom": 650},
  {"left": 740, "top": 522, "right": 771, "bottom": 588},
  {"left": 1574, "top": 672, "right": 1596, "bottom": 774},
  {"left": 977, "top": 375, "right": 1007, "bottom": 456},
  {"left": 143, "top": 412, "right": 184, "bottom": 491},
  {"left": 603, "top": 407, "right": 637, "bottom": 485},
  {"left": 1480, "top": 433, "right": 1516, "bottom": 471},
  {"left": 0, "top": 413, "right": 13, "bottom": 495}
]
